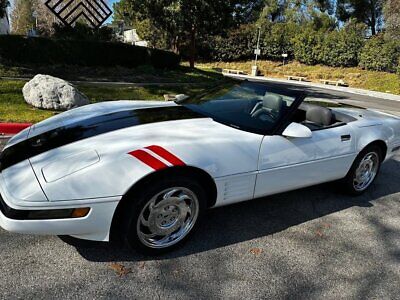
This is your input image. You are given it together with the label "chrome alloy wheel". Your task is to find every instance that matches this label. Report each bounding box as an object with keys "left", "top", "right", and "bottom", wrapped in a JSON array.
[
  {"left": 136, "top": 187, "right": 199, "bottom": 249},
  {"left": 353, "top": 152, "right": 379, "bottom": 192}
]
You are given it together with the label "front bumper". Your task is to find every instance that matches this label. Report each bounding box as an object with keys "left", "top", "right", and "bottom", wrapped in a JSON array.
[{"left": 0, "top": 173, "right": 120, "bottom": 242}]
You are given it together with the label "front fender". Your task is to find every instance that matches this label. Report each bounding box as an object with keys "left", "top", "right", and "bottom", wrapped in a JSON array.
[{"left": 354, "top": 123, "right": 399, "bottom": 161}]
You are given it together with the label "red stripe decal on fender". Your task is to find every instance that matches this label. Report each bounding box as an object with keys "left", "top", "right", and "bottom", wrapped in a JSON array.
[
  {"left": 128, "top": 149, "right": 168, "bottom": 170},
  {"left": 145, "top": 145, "right": 186, "bottom": 166}
]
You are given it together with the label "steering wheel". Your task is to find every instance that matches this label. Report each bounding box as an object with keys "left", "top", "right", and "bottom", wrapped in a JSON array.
[{"left": 251, "top": 104, "right": 278, "bottom": 122}]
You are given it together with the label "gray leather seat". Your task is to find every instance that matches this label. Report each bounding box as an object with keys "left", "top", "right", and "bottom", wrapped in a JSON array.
[
  {"left": 251, "top": 94, "right": 285, "bottom": 121},
  {"left": 305, "top": 106, "right": 333, "bottom": 126}
]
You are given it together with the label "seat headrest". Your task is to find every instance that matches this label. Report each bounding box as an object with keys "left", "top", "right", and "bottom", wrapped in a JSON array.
[
  {"left": 306, "top": 106, "right": 333, "bottom": 126},
  {"left": 263, "top": 94, "right": 284, "bottom": 112}
]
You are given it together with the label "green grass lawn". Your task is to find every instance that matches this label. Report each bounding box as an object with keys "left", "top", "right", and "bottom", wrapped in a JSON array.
[
  {"left": 0, "top": 63, "right": 229, "bottom": 123},
  {"left": 0, "top": 80, "right": 55, "bottom": 123},
  {"left": 0, "top": 80, "right": 220, "bottom": 123}
]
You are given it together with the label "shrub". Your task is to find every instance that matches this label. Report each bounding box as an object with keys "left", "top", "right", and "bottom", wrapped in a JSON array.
[
  {"left": 207, "top": 24, "right": 257, "bottom": 61},
  {"left": 0, "top": 35, "right": 180, "bottom": 69},
  {"left": 148, "top": 48, "right": 181, "bottom": 68},
  {"left": 321, "top": 27, "right": 365, "bottom": 67},
  {"left": 292, "top": 29, "right": 325, "bottom": 65},
  {"left": 53, "top": 23, "right": 114, "bottom": 42},
  {"left": 201, "top": 22, "right": 299, "bottom": 62},
  {"left": 359, "top": 35, "right": 400, "bottom": 72},
  {"left": 262, "top": 22, "right": 299, "bottom": 60}
]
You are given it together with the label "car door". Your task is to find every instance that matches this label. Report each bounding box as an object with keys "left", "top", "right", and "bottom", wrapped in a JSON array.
[{"left": 254, "top": 124, "right": 357, "bottom": 198}]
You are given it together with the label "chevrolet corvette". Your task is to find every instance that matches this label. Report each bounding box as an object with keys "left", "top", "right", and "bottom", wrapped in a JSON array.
[{"left": 1, "top": 80, "right": 399, "bottom": 254}]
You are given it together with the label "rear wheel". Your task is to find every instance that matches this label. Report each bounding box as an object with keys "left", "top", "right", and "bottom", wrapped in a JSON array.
[
  {"left": 342, "top": 145, "right": 382, "bottom": 195},
  {"left": 123, "top": 176, "right": 206, "bottom": 255}
]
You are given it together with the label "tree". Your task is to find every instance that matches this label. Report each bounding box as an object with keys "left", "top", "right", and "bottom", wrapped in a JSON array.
[
  {"left": 384, "top": 0, "right": 400, "bottom": 40},
  {"left": 124, "top": 0, "right": 238, "bottom": 68},
  {"left": 231, "top": 0, "right": 265, "bottom": 25},
  {"left": 113, "top": 0, "right": 143, "bottom": 26},
  {"left": 32, "top": 0, "right": 57, "bottom": 36},
  {"left": 0, "top": 0, "right": 9, "bottom": 19},
  {"left": 113, "top": 0, "right": 169, "bottom": 49},
  {"left": 336, "top": 0, "right": 384, "bottom": 35},
  {"left": 11, "top": 0, "right": 55, "bottom": 35},
  {"left": 258, "top": 0, "right": 288, "bottom": 23},
  {"left": 257, "top": 0, "right": 336, "bottom": 27},
  {"left": 10, "top": 0, "right": 35, "bottom": 35}
]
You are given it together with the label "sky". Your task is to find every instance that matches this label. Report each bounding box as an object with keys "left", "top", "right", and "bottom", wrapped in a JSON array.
[{"left": 107, "top": 0, "right": 119, "bottom": 23}]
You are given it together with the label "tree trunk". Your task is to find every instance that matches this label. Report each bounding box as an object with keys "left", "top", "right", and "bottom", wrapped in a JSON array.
[
  {"left": 189, "top": 26, "right": 196, "bottom": 68},
  {"left": 370, "top": 16, "right": 376, "bottom": 35},
  {"left": 370, "top": 2, "right": 377, "bottom": 35},
  {"left": 171, "top": 35, "right": 180, "bottom": 54}
]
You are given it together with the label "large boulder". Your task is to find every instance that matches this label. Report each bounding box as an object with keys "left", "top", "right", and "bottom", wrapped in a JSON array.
[{"left": 22, "top": 74, "right": 89, "bottom": 111}]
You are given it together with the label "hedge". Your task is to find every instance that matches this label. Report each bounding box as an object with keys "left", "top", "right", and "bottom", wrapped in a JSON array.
[
  {"left": 359, "top": 35, "right": 400, "bottom": 72},
  {"left": 0, "top": 35, "right": 180, "bottom": 69},
  {"left": 292, "top": 29, "right": 325, "bottom": 65},
  {"left": 262, "top": 22, "right": 298, "bottom": 61},
  {"left": 207, "top": 24, "right": 257, "bottom": 61},
  {"left": 291, "top": 26, "right": 365, "bottom": 67},
  {"left": 320, "top": 29, "right": 365, "bottom": 67},
  {"left": 198, "top": 22, "right": 400, "bottom": 73}
]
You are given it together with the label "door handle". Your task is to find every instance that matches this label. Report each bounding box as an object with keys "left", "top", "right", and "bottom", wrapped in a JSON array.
[{"left": 341, "top": 135, "right": 351, "bottom": 142}]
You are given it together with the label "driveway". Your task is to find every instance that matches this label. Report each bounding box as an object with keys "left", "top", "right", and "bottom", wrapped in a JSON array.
[{"left": 0, "top": 86, "right": 399, "bottom": 299}]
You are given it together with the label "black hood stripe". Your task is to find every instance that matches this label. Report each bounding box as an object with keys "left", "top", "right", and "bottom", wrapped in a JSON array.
[{"left": 0, "top": 106, "right": 203, "bottom": 171}]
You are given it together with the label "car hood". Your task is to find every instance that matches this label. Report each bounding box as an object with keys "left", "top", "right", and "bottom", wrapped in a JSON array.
[
  {"left": 1, "top": 101, "right": 205, "bottom": 171},
  {"left": 2, "top": 101, "right": 264, "bottom": 201},
  {"left": 7, "top": 101, "right": 177, "bottom": 148}
]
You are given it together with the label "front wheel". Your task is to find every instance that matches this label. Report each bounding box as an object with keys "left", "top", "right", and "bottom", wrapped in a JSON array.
[
  {"left": 124, "top": 176, "right": 206, "bottom": 255},
  {"left": 342, "top": 145, "right": 382, "bottom": 195}
]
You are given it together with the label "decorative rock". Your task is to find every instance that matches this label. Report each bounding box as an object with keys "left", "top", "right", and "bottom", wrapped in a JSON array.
[{"left": 22, "top": 74, "right": 89, "bottom": 111}]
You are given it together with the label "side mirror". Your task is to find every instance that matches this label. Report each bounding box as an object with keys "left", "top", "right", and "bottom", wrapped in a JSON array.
[{"left": 282, "top": 122, "right": 312, "bottom": 138}]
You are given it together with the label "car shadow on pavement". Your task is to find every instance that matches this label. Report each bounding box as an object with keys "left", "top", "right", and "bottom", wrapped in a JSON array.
[{"left": 61, "top": 158, "right": 400, "bottom": 262}]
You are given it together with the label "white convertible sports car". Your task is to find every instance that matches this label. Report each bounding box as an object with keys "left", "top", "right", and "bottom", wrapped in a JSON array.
[{"left": 1, "top": 80, "right": 399, "bottom": 254}]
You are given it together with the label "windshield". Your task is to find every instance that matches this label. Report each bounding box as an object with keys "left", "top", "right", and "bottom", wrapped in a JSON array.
[{"left": 180, "top": 81, "right": 299, "bottom": 134}]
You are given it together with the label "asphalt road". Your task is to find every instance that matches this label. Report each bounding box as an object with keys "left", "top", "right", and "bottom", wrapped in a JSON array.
[{"left": 0, "top": 87, "right": 400, "bottom": 299}]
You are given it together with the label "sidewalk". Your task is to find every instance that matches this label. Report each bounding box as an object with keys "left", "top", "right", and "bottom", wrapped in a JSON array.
[{"left": 226, "top": 74, "right": 400, "bottom": 103}]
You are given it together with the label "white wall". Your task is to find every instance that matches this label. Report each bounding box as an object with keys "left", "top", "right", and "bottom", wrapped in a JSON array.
[{"left": 123, "top": 29, "right": 140, "bottom": 44}]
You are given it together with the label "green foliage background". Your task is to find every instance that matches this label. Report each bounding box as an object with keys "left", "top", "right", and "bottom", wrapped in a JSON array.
[{"left": 360, "top": 36, "right": 400, "bottom": 73}]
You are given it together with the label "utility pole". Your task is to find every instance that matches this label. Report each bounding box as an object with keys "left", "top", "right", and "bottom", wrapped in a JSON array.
[
  {"left": 255, "top": 27, "right": 261, "bottom": 66},
  {"left": 252, "top": 27, "right": 261, "bottom": 76},
  {"left": 282, "top": 53, "right": 288, "bottom": 66},
  {"left": 33, "top": 11, "right": 38, "bottom": 29}
]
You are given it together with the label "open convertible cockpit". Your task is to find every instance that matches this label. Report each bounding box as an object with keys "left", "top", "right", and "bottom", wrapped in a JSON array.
[
  {"left": 181, "top": 80, "right": 359, "bottom": 135},
  {"left": 293, "top": 102, "right": 357, "bottom": 131}
]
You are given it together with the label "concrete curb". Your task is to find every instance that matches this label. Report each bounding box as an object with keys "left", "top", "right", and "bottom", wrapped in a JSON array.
[{"left": 226, "top": 74, "right": 400, "bottom": 102}]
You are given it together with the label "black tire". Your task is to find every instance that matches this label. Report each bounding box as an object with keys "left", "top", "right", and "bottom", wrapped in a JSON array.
[
  {"left": 122, "top": 175, "right": 207, "bottom": 255},
  {"left": 341, "top": 145, "right": 383, "bottom": 195}
]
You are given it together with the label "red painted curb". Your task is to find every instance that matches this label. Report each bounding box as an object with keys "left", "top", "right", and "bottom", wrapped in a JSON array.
[{"left": 0, "top": 123, "right": 32, "bottom": 135}]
